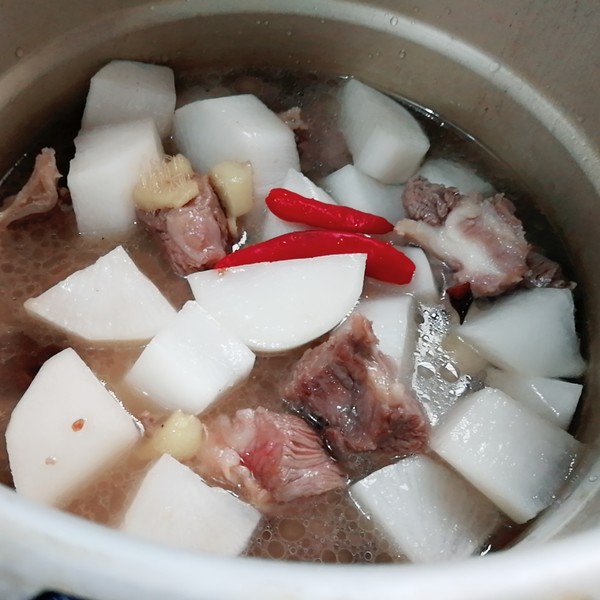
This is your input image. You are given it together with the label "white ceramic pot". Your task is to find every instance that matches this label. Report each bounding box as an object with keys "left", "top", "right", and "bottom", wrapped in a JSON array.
[{"left": 1, "top": 1, "right": 599, "bottom": 599}]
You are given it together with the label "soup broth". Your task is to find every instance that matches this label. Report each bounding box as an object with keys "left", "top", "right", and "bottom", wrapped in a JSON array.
[{"left": 0, "top": 67, "right": 579, "bottom": 563}]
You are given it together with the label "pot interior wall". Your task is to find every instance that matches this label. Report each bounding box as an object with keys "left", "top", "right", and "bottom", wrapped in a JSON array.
[{"left": 0, "top": 0, "right": 599, "bottom": 592}]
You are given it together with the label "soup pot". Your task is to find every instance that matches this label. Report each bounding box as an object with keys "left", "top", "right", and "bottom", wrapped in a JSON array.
[{"left": 1, "top": 1, "right": 599, "bottom": 599}]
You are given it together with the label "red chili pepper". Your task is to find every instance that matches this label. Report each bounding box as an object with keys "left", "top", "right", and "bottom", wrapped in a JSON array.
[
  {"left": 214, "top": 230, "right": 415, "bottom": 285},
  {"left": 447, "top": 282, "right": 473, "bottom": 324},
  {"left": 266, "top": 188, "right": 394, "bottom": 234}
]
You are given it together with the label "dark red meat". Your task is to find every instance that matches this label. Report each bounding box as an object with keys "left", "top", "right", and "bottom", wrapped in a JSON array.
[
  {"left": 283, "top": 313, "right": 429, "bottom": 456},
  {"left": 138, "top": 174, "right": 229, "bottom": 276},
  {"left": 402, "top": 176, "right": 461, "bottom": 226},
  {"left": 522, "top": 250, "right": 575, "bottom": 290},
  {"left": 197, "top": 407, "right": 345, "bottom": 507}
]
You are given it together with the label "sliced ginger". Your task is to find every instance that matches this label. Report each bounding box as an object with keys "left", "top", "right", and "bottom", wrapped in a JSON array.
[
  {"left": 133, "top": 154, "right": 199, "bottom": 211},
  {"left": 209, "top": 160, "right": 254, "bottom": 235}
]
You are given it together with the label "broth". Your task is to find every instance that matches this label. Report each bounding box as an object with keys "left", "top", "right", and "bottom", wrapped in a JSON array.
[{"left": 0, "top": 67, "right": 578, "bottom": 563}]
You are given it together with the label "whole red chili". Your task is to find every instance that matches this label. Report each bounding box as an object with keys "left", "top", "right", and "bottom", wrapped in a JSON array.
[
  {"left": 266, "top": 188, "right": 395, "bottom": 234},
  {"left": 214, "top": 230, "right": 415, "bottom": 285}
]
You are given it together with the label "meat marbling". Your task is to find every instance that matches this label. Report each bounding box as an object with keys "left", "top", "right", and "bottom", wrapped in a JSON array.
[
  {"left": 196, "top": 407, "right": 345, "bottom": 507},
  {"left": 283, "top": 313, "right": 429, "bottom": 456}
]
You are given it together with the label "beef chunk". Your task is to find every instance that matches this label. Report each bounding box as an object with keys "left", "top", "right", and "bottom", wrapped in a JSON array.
[
  {"left": 522, "top": 250, "right": 575, "bottom": 290},
  {"left": 198, "top": 407, "right": 345, "bottom": 507},
  {"left": 138, "top": 174, "right": 229, "bottom": 276},
  {"left": 0, "top": 148, "right": 62, "bottom": 228},
  {"left": 402, "top": 176, "right": 461, "bottom": 226},
  {"left": 283, "top": 314, "right": 429, "bottom": 456},
  {"left": 395, "top": 177, "right": 530, "bottom": 297}
]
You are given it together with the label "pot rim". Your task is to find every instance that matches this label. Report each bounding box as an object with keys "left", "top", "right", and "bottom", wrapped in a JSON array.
[{"left": 2, "top": 2, "right": 600, "bottom": 599}]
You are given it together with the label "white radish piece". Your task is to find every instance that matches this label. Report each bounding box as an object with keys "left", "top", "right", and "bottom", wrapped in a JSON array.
[
  {"left": 68, "top": 119, "right": 163, "bottom": 236},
  {"left": 338, "top": 79, "right": 430, "bottom": 184},
  {"left": 457, "top": 288, "right": 585, "bottom": 378},
  {"left": 260, "top": 168, "right": 336, "bottom": 241},
  {"left": 323, "top": 164, "right": 405, "bottom": 223},
  {"left": 417, "top": 158, "right": 494, "bottom": 196},
  {"left": 442, "top": 331, "right": 489, "bottom": 378},
  {"left": 120, "top": 454, "right": 260, "bottom": 555},
  {"left": 430, "top": 387, "right": 581, "bottom": 524},
  {"left": 174, "top": 94, "right": 300, "bottom": 203},
  {"left": 397, "top": 246, "right": 439, "bottom": 303},
  {"left": 24, "top": 245, "right": 176, "bottom": 343},
  {"left": 357, "top": 282, "right": 416, "bottom": 380},
  {"left": 81, "top": 60, "right": 176, "bottom": 138},
  {"left": 126, "top": 301, "right": 255, "bottom": 414},
  {"left": 187, "top": 254, "right": 366, "bottom": 352},
  {"left": 485, "top": 367, "right": 582, "bottom": 430},
  {"left": 6, "top": 348, "right": 140, "bottom": 507},
  {"left": 357, "top": 247, "right": 438, "bottom": 307},
  {"left": 351, "top": 455, "right": 500, "bottom": 562}
]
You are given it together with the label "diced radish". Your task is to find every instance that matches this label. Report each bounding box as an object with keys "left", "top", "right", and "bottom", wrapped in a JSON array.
[
  {"left": 430, "top": 387, "right": 581, "bottom": 524},
  {"left": 398, "top": 246, "right": 439, "bottom": 303},
  {"left": 417, "top": 158, "right": 494, "bottom": 196},
  {"left": 357, "top": 246, "right": 437, "bottom": 306},
  {"left": 68, "top": 119, "right": 163, "bottom": 236},
  {"left": 323, "top": 164, "right": 405, "bottom": 223},
  {"left": 260, "top": 168, "right": 336, "bottom": 241},
  {"left": 120, "top": 454, "right": 260, "bottom": 555},
  {"left": 5, "top": 348, "right": 140, "bottom": 507},
  {"left": 126, "top": 301, "right": 255, "bottom": 414},
  {"left": 351, "top": 455, "right": 500, "bottom": 562},
  {"left": 485, "top": 367, "right": 582, "bottom": 429},
  {"left": 456, "top": 288, "right": 585, "bottom": 378},
  {"left": 338, "top": 79, "right": 430, "bottom": 184},
  {"left": 442, "top": 331, "right": 489, "bottom": 377},
  {"left": 187, "top": 254, "right": 366, "bottom": 352},
  {"left": 173, "top": 94, "right": 300, "bottom": 203},
  {"left": 357, "top": 282, "right": 416, "bottom": 379},
  {"left": 81, "top": 60, "right": 176, "bottom": 138},
  {"left": 24, "top": 245, "right": 176, "bottom": 343}
]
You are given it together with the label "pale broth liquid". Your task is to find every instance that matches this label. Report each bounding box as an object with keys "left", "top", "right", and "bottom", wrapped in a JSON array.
[{"left": 0, "top": 68, "right": 575, "bottom": 563}]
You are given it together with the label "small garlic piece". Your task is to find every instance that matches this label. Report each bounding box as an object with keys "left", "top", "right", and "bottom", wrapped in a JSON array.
[
  {"left": 138, "top": 410, "right": 205, "bottom": 461},
  {"left": 209, "top": 161, "right": 254, "bottom": 235},
  {"left": 133, "top": 154, "right": 199, "bottom": 211}
]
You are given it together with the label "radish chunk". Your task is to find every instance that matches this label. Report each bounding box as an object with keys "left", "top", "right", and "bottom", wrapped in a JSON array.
[
  {"left": 323, "top": 164, "right": 405, "bottom": 223},
  {"left": 260, "top": 168, "right": 336, "bottom": 241},
  {"left": 6, "top": 348, "right": 140, "bottom": 507},
  {"left": 430, "top": 387, "right": 581, "bottom": 524},
  {"left": 398, "top": 246, "right": 439, "bottom": 303},
  {"left": 457, "top": 288, "right": 585, "bottom": 378},
  {"left": 68, "top": 119, "right": 163, "bottom": 236},
  {"left": 351, "top": 455, "right": 500, "bottom": 562},
  {"left": 120, "top": 454, "right": 260, "bottom": 555},
  {"left": 174, "top": 94, "right": 300, "bottom": 203},
  {"left": 417, "top": 158, "right": 494, "bottom": 196},
  {"left": 24, "top": 246, "right": 176, "bottom": 343},
  {"left": 187, "top": 254, "right": 366, "bottom": 352},
  {"left": 486, "top": 367, "right": 582, "bottom": 429},
  {"left": 81, "top": 60, "right": 176, "bottom": 138},
  {"left": 338, "top": 79, "right": 430, "bottom": 184},
  {"left": 126, "top": 301, "right": 255, "bottom": 414},
  {"left": 357, "top": 282, "right": 416, "bottom": 380}
]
